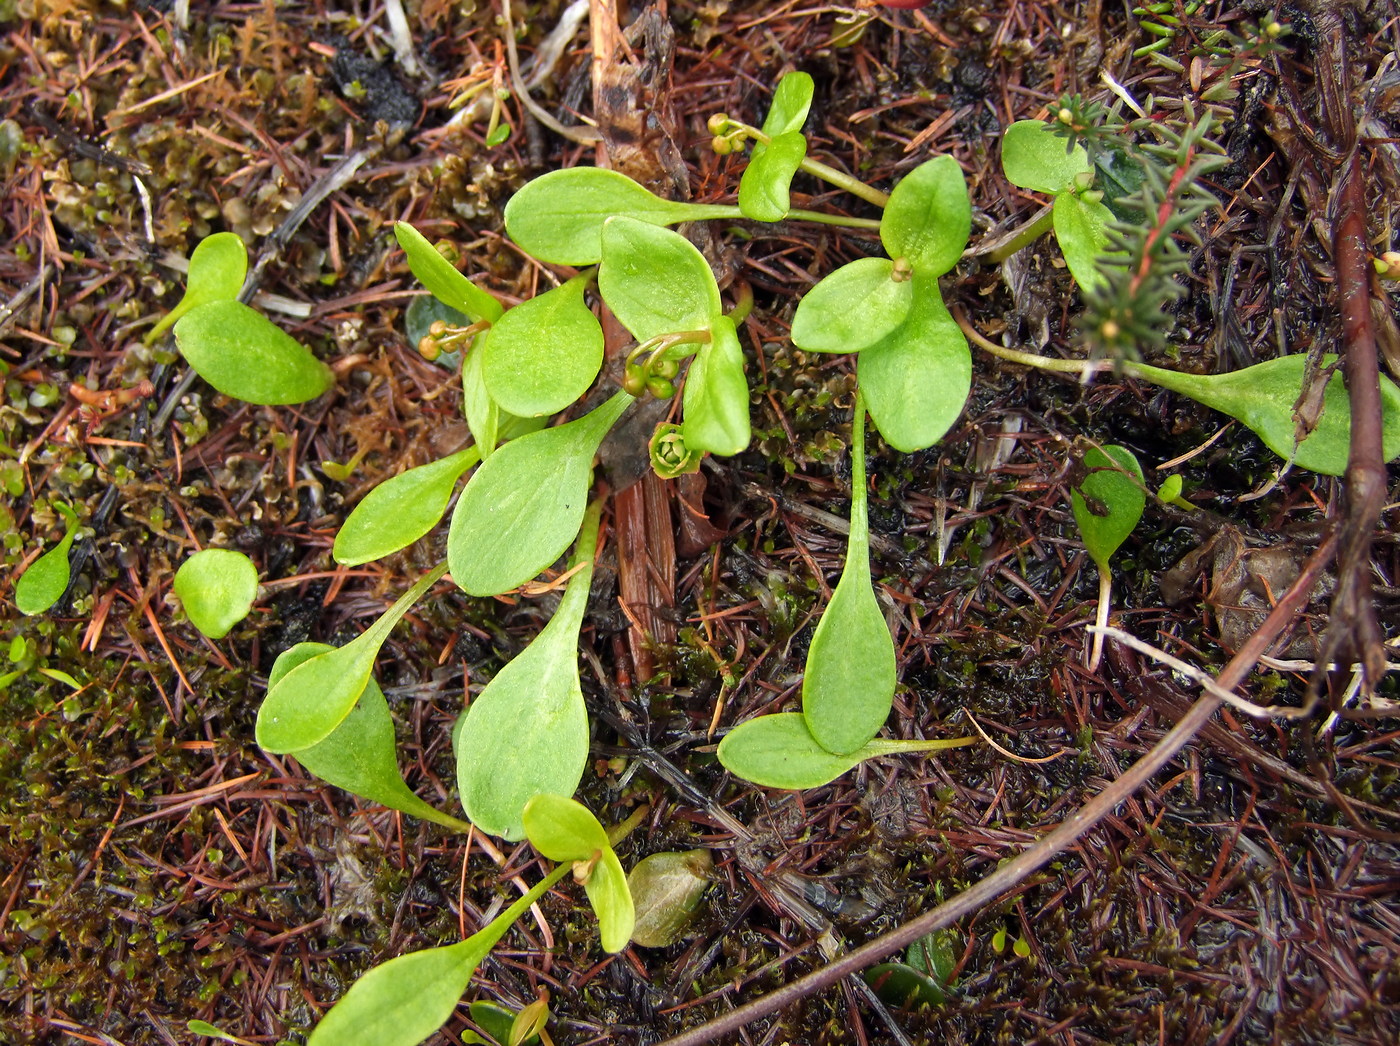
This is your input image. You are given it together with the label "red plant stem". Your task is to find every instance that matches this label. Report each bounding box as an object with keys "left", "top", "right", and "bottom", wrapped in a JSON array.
[{"left": 1129, "top": 146, "right": 1194, "bottom": 297}]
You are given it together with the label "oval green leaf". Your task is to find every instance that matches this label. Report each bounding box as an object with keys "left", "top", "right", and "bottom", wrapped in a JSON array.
[
  {"left": 857, "top": 281, "right": 971, "bottom": 452},
  {"left": 14, "top": 506, "right": 80, "bottom": 616},
  {"left": 585, "top": 846, "right": 635, "bottom": 953},
  {"left": 627, "top": 849, "right": 713, "bottom": 949},
  {"left": 173, "top": 548, "right": 258, "bottom": 639},
  {"left": 1051, "top": 191, "right": 1114, "bottom": 293},
  {"left": 270, "top": 643, "right": 471, "bottom": 831},
  {"left": 1000, "top": 119, "right": 1091, "bottom": 195},
  {"left": 395, "top": 222, "right": 503, "bottom": 324},
  {"left": 599, "top": 216, "right": 723, "bottom": 343},
  {"left": 802, "top": 399, "right": 896, "bottom": 755},
  {"left": 174, "top": 300, "right": 334, "bottom": 405},
  {"left": 760, "top": 71, "right": 815, "bottom": 137},
  {"left": 256, "top": 563, "right": 448, "bottom": 753},
  {"left": 334, "top": 447, "right": 480, "bottom": 566},
  {"left": 482, "top": 273, "right": 604, "bottom": 417},
  {"left": 879, "top": 155, "right": 971, "bottom": 278},
  {"left": 790, "top": 258, "right": 912, "bottom": 354},
  {"left": 681, "top": 315, "right": 750, "bottom": 457},
  {"left": 1070, "top": 444, "right": 1145, "bottom": 571},
  {"left": 738, "top": 129, "right": 807, "bottom": 223},
  {"left": 146, "top": 231, "right": 247, "bottom": 343},
  {"left": 456, "top": 508, "right": 599, "bottom": 840},
  {"left": 448, "top": 390, "right": 630, "bottom": 597},
  {"left": 504, "top": 168, "right": 731, "bottom": 267},
  {"left": 522, "top": 792, "right": 610, "bottom": 862}
]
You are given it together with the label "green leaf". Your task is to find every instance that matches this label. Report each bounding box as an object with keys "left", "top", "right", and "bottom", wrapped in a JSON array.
[
  {"left": 585, "top": 846, "right": 634, "bottom": 953},
  {"left": 448, "top": 390, "right": 631, "bottom": 597},
  {"left": 14, "top": 505, "right": 79, "bottom": 616},
  {"left": 761, "top": 71, "right": 815, "bottom": 136},
  {"left": 334, "top": 448, "right": 481, "bottom": 566},
  {"left": 802, "top": 398, "right": 896, "bottom": 755},
  {"left": 468, "top": 1002, "right": 518, "bottom": 1046},
  {"left": 504, "top": 168, "right": 734, "bottom": 267},
  {"left": 256, "top": 563, "right": 448, "bottom": 753},
  {"left": 738, "top": 129, "right": 807, "bottom": 222},
  {"left": 790, "top": 258, "right": 913, "bottom": 354},
  {"left": 482, "top": 273, "right": 604, "bottom": 417},
  {"left": 521, "top": 792, "right": 611, "bottom": 860},
  {"left": 717, "top": 713, "right": 974, "bottom": 789},
  {"left": 456, "top": 507, "right": 600, "bottom": 840},
  {"left": 1000, "top": 119, "right": 1091, "bottom": 195},
  {"left": 187, "top": 1020, "right": 245, "bottom": 1043},
  {"left": 147, "top": 232, "right": 247, "bottom": 343},
  {"left": 880, "top": 155, "right": 970, "bottom": 278},
  {"left": 1070, "top": 445, "right": 1145, "bottom": 571},
  {"left": 857, "top": 281, "right": 971, "bottom": 452},
  {"left": 865, "top": 962, "right": 951, "bottom": 1008},
  {"left": 462, "top": 340, "right": 502, "bottom": 458},
  {"left": 627, "top": 849, "right": 713, "bottom": 949},
  {"left": 173, "top": 548, "right": 258, "bottom": 639},
  {"left": 174, "top": 300, "right": 334, "bottom": 405},
  {"left": 1129, "top": 354, "right": 1400, "bottom": 476},
  {"left": 681, "top": 315, "right": 750, "bottom": 457},
  {"left": 598, "top": 217, "right": 722, "bottom": 342},
  {"left": 394, "top": 222, "right": 504, "bottom": 324},
  {"left": 270, "top": 643, "right": 472, "bottom": 832},
  {"left": 1051, "top": 192, "right": 1114, "bottom": 293}
]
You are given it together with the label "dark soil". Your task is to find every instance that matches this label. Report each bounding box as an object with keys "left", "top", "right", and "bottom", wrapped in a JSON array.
[{"left": 2, "top": 2, "right": 1399, "bottom": 1045}]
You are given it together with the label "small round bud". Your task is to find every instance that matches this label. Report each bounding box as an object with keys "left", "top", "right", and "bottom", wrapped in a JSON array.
[
  {"left": 707, "top": 112, "right": 730, "bottom": 135},
  {"left": 652, "top": 357, "right": 680, "bottom": 380},
  {"left": 1100, "top": 320, "right": 1121, "bottom": 341},
  {"left": 623, "top": 367, "right": 647, "bottom": 397},
  {"left": 890, "top": 257, "right": 914, "bottom": 283},
  {"left": 1058, "top": 107, "right": 1074, "bottom": 125},
  {"left": 646, "top": 376, "right": 676, "bottom": 399},
  {"left": 428, "top": 320, "right": 449, "bottom": 336},
  {"left": 711, "top": 135, "right": 733, "bottom": 156},
  {"left": 418, "top": 336, "right": 442, "bottom": 361},
  {"left": 1265, "top": 20, "right": 1283, "bottom": 37}
]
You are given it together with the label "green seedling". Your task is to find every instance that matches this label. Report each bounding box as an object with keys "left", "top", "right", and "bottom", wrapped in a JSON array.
[
  {"left": 801, "top": 393, "right": 896, "bottom": 754},
  {"left": 1070, "top": 445, "right": 1146, "bottom": 672},
  {"left": 1000, "top": 119, "right": 1116, "bottom": 292},
  {"left": 735, "top": 71, "right": 814, "bottom": 221},
  {"left": 627, "top": 848, "right": 714, "bottom": 948},
  {"left": 717, "top": 713, "right": 976, "bottom": 789},
  {"left": 447, "top": 391, "right": 630, "bottom": 597},
  {"left": 455, "top": 503, "right": 601, "bottom": 841},
  {"left": 521, "top": 793, "right": 635, "bottom": 952},
  {"left": 14, "top": 502, "right": 80, "bottom": 615},
  {"left": 1156, "top": 473, "right": 1194, "bottom": 510},
  {"left": 146, "top": 231, "right": 246, "bottom": 343},
  {"left": 174, "top": 299, "right": 334, "bottom": 405},
  {"left": 269, "top": 643, "right": 473, "bottom": 832},
  {"left": 466, "top": 1001, "right": 540, "bottom": 1046},
  {"left": 256, "top": 562, "right": 448, "bottom": 752},
  {"left": 866, "top": 928, "right": 959, "bottom": 1008},
  {"left": 333, "top": 447, "right": 480, "bottom": 566},
  {"left": 173, "top": 548, "right": 258, "bottom": 639}
]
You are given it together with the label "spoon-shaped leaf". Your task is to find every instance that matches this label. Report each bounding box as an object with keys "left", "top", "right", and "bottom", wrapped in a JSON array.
[
  {"left": 627, "top": 849, "right": 713, "bottom": 948},
  {"left": 857, "top": 278, "right": 971, "bottom": 452},
  {"left": 880, "top": 155, "right": 970, "bottom": 278},
  {"left": 790, "top": 258, "right": 913, "bottom": 354},
  {"left": 1127, "top": 354, "right": 1400, "bottom": 476},
  {"left": 1000, "top": 119, "right": 1091, "bottom": 195},
  {"left": 681, "top": 315, "right": 750, "bottom": 457},
  {"left": 394, "top": 222, "right": 503, "bottom": 324},
  {"left": 482, "top": 273, "right": 604, "bottom": 417},
  {"left": 456, "top": 505, "right": 601, "bottom": 840},
  {"left": 738, "top": 129, "right": 807, "bottom": 222},
  {"left": 802, "top": 394, "right": 897, "bottom": 755},
  {"left": 598, "top": 216, "right": 722, "bottom": 342},
  {"left": 759, "top": 70, "right": 815, "bottom": 137},
  {"left": 1070, "top": 445, "right": 1145, "bottom": 572},
  {"left": 256, "top": 562, "right": 448, "bottom": 753},
  {"left": 1051, "top": 191, "right": 1114, "bottom": 293},
  {"left": 270, "top": 643, "right": 472, "bottom": 832},
  {"left": 305, "top": 862, "right": 571, "bottom": 1046},
  {"left": 448, "top": 390, "right": 631, "bottom": 597},
  {"left": 334, "top": 447, "right": 481, "bottom": 566},
  {"left": 174, "top": 300, "right": 334, "bottom": 405},
  {"left": 146, "top": 232, "right": 247, "bottom": 344},
  {"left": 718, "top": 713, "right": 975, "bottom": 789},
  {"left": 504, "top": 168, "right": 739, "bottom": 266},
  {"left": 14, "top": 504, "right": 80, "bottom": 616},
  {"left": 173, "top": 548, "right": 258, "bottom": 639},
  {"left": 522, "top": 793, "right": 634, "bottom": 952}
]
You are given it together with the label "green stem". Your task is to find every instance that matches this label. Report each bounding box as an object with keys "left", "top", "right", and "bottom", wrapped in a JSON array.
[
  {"left": 727, "top": 282, "right": 754, "bottom": 326},
  {"left": 983, "top": 205, "right": 1055, "bottom": 263},
  {"left": 785, "top": 208, "right": 883, "bottom": 230},
  {"left": 730, "top": 119, "right": 890, "bottom": 208},
  {"left": 863, "top": 735, "right": 979, "bottom": 757},
  {"left": 850, "top": 389, "right": 870, "bottom": 563},
  {"left": 471, "top": 861, "right": 574, "bottom": 953}
]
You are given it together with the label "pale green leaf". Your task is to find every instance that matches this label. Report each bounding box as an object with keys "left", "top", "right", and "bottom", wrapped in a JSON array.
[
  {"left": 680, "top": 315, "right": 749, "bottom": 457},
  {"left": 738, "top": 130, "right": 806, "bottom": 223},
  {"left": 627, "top": 849, "right": 713, "bottom": 949},
  {"left": 760, "top": 71, "right": 815, "bottom": 137},
  {"left": 173, "top": 548, "right": 258, "bottom": 639},
  {"left": 1069, "top": 445, "right": 1145, "bottom": 570},
  {"left": 585, "top": 846, "right": 634, "bottom": 953},
  {"left": 482, "top": 274, "right": 604, "bottom": 417},
  {"left": 14, "top": 506, "right": 79, "bottom": 616},
  {"left": 174, "top": 300, "right": 334, "bottom": 405},
  {"left": 333, "top": 448, "right": 480, "bottom": 567},
  {"left": 790, "top": 258, "right": 912, "bottom": 354},
  {"left": 462, "top": 340, "right": 501, "bottom": 459},
  {"left": 395, "top": 222, "right": 503, "bottom": 324},
  {"left": 879, "top": 155, "right": 970, "bottom": 278},
  {"left": 147, "top": 232, "right": 247, "bottom": 343},
  {"left": 521, "top": 793, "right": 610, "bottom": 861},
  {"left": 1052, "top": 192, "right": 1114, "bottom": 293},
  {"left": 1000, "top": 119, "right": 1091, "bottom": 195},
  {"left": 598, "top": 216, "right": 722, "bottom": 342}
]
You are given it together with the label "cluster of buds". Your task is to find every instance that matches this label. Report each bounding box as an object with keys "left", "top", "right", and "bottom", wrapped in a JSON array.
[
  {"left": 417, "top": 319, "right": 486, "bottom": 361},
  {"left": 707, "top": 112, "right": 749, "bottom": 156},
  {"left": 622, "top": 351, "right": 680, "bottom": 399},
  {"left": 648, "top": 423, "right": 703, "bottom": 479}
]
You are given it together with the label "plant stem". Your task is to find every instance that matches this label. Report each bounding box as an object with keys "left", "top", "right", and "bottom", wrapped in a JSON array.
[
  {"left": 981, "top": 205, "right": 1056, "bottom": 263},
  {"left": 1086, "top": 571, "right": 1112, "bottom": 673},
  {"left": 785, "top": 208, "right": 883, "bottom": 230},
  {"left": 727, "top": 282, "right": 754, "bottom": 326},
  {"left": 730, "top": 119, "right": 890, "bottom": 208},
  {"left": 473, "top": 861, "right": 574, "bottom": 953}
]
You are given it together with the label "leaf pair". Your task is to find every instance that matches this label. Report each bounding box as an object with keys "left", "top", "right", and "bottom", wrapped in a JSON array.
[
  {"left": 737, "top": 72, "right": 814, "bottom": 222},
  {"left": 791, "top": 156, "right": 972, "bottom": 451},
  {"left": 1000, "top": 119, "right": 1118, "bottom": 293},
  {"left": 522, "top": 794, "right": 635, "bottom": 952}
]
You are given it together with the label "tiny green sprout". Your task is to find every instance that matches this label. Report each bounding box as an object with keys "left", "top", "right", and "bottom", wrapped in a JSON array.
[
  {"left": 1070, "top": 445, "right": 1146, "bottom": 673},
  {"left": 14, "top": 503, "right": 80, "bottom": 616},
  {"left": 991, "top": 927, "right": 1008, "bottom": 954},
  {"left": 508, "top": 992, "right": 550, "bottom": 1046},
  {"left": 146, "top": 231, "right": 246, "bottom": 344},
  {"left": 866, "top": 929, "right": 959, "bottom": 1008},
  {"left": 172, "top": 548, "right": 258, "bottom": 640},
  {"left": 1375, "top": 251, "right": 1400, "bottom": 281},
  {"left": 649, "top": 423, "right": 703, "bottom": 480},
  {"left": 187, "top": 1020, "right": 254, "bottom": 1045},
  {"left": 737, "top": 71, "right": 814, "bottom": 222},
  {"left": 1156, "top": 473, "right": 1193, "bottom": 510}
]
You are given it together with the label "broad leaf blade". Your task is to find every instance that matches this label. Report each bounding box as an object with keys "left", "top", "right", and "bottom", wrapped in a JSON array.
[
  {"left": 395, "top": 222, "right": 503, "bottom": 323},
  {"left": 760, "top": 71, "right": 814, "bottom": 137},
  {"left": 1070, "top": 445, "right": 1145, "bottom": 571},
  {"left": 1052, "top": 192, "right": 1114, "bottom": 293},
  {"left": 879, "top": 155, "right": 970, "bottom": 278},
  {"left": 14, "top": 508, "right": 79, "bottom": 616},
  {"left": 448, "top": 391, "right": 630, "bottom": 597},
  {"left": 147, "top": 232, "right": 247, "bottom": 343},
  {"left": 790, "top": 258, "right": 911, "bottom": 354},
  {"left": 483, "top": 274, "right": 604, "bottom": 417},
  {"left": 738, "top": 130, "right": 807, "bottom": 222},
  {"left": 522, "top": 793, "right": 610, "bottom": 861},
  {"left": 173, "top": 548, "right": 258, "bottom": 639},
  {"left": 1000, "top": 119, "right": 1091, "bottom": 194},
  {"left": 628, "top": 849, "right": 713, "bottom": 949},
  {"left": 174, "top": 300, "right": 334, "bottom": 405},
  {"left": 333, "top": 448, "right": 480, "bottom": 566},
  {"left": 680, "top": 315, "right": 750, "bottom": 457},
  {"left": 598, "top": 217, "right": 722, "bottom": 342}
]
